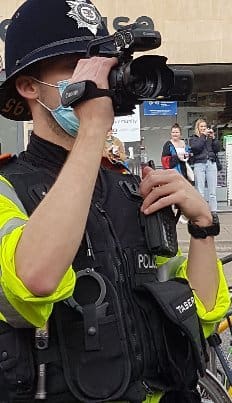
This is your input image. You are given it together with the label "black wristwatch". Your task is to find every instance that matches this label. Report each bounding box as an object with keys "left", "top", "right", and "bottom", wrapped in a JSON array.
[{"left": 188, "top": 213, "right": 220, "bottom": 239}]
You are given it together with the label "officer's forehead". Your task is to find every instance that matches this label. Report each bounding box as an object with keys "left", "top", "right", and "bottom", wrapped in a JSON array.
[{"left": 40, "top": 54, "right": 81, "bottom": 69}]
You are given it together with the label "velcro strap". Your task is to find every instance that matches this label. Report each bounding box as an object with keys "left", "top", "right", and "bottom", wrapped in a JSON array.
[
  {"left": 61, "top": 80, "right": 114, "bottom": 108},
  {"left": 83, "top": 304, "right": 100, "bottom": 351}
]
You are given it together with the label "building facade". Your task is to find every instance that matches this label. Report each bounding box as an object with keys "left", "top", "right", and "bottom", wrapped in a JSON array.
[{"left": 1, "top": 0, "right": 232, "bottom": 202}]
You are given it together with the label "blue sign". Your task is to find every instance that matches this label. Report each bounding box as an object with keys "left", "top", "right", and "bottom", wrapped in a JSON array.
[{"left": 143, "top": 101, "right": 177, "bottom": 116}]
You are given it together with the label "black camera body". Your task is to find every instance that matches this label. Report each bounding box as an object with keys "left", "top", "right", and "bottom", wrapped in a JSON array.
[{"left": 62, "top": 24, "right": 194, "bottom": 116}]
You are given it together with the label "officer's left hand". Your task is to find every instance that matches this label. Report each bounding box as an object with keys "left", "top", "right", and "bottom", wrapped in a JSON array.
[{"left": 140, "top": 167, "right": 212, "bottom": 226}]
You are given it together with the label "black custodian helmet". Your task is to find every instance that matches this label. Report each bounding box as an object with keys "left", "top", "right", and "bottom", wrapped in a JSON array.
[{"left": 0, "top": 0, "right": 115, "bottom": 121}]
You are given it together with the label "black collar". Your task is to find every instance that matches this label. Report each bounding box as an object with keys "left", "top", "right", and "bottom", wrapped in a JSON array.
[{"left": 19, "top": 132, "right": 69, "bottom": 175}]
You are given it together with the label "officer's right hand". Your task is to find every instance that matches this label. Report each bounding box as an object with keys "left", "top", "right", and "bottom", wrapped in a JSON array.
[
  {"left": 140, "top": 166, "right": 212, "bottom": 227},
  {"left": 70, "top": 56, "right": 118, "bottom": 133}
]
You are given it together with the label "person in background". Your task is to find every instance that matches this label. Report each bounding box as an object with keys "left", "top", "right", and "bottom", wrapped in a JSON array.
[
  {"left": 102, "top": 129, "right": 127, "bottom": 163},
  {"left": 190, "top": 119, "right": 220, "bottom": 213},
  {"left": 161, "top": 123, "right": 191, "bottom": 178},
  {"left": 161, "top": 123, "right": 194, "bottom": 223}
]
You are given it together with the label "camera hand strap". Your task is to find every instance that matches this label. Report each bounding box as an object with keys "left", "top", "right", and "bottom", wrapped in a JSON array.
[{"left": 61, "top": 80, "right": 114, "bottom": 108}]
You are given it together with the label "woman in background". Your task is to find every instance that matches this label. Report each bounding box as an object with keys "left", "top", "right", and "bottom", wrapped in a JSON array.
[
  {"left": 162, "top": 123, "right": 193, "bottom": 224},
  {"left": 161, "top": 123, "right": 191, "bottom": 178},
  {"left": 190, "top": 119, "right": 220, "bottom": 213}
]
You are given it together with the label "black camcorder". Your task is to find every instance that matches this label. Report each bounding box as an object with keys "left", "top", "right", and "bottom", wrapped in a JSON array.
[{"left": 61, "top": 24, "right": 194, "bottom": 116}]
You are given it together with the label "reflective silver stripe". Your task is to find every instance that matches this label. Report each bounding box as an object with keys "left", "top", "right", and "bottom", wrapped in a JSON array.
[
  {"left": 0, "top": 269, "right": 33, "bottom": 327},
  {"left": 0, "top": 286, "right": 33, "bottom": 327},
  {"left": 0, "top": 179, "right": 27, "bottom": 215},
  {"left": 0, "top": 217, "right": 27, "bottom": 239},
  {"left": 156, "top": 256, "right": 186, "bottom": 282}
]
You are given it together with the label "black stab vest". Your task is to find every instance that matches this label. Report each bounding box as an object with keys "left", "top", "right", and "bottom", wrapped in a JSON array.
[{"left": 0, "top": 157, "right": 206, "bottom": 403}]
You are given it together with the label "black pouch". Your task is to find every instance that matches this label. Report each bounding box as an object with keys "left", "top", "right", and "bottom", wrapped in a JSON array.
[
  {"left": 140, "top": 207, "right": 178, "bottom": 257},
  {"left": 54, "top": 269, "right": 131, "bottom": 402},
  {"left": 0, "top": 322, "right": 36, "bottom": 400},
  {"left": 139, "top": 160, "right": 178, "bottom": 258},
  {"left": 136, "top": 278, "right": 206, "bottom": 390}
]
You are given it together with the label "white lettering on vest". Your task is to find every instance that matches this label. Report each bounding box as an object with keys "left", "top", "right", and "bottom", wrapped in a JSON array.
[
  {"left": 138, "top": 253, "right": 156, "bottom": 269},
  {"left": 176, "top": 296, "right": 194, "bottom": 314}
]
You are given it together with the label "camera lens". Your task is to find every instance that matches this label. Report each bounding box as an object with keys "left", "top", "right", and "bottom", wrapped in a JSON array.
[
  {"left": 121, "top": 55, "right": 173, "bottom": 100},
  {"left": 121, "top": 59, "right": 160, "bottom": 98},
  {"left": 108, "top": 55, "right": 175, "bottom": 115},
  {"left": 129, "top": 71, "right": 160, "bottom": 98}
]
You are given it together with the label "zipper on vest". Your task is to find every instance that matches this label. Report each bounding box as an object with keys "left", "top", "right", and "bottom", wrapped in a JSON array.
[
  {"left": 94, "top": 203, "right": 119, "bottom": 282},
  {"left": 142, "top": 380, "right": 154, "bottom": 395},
  {"left": 122, "top": 249, "right": 158, "bottom": 381},
  {"left": 95, "top": 202, "right": 144, "bottom": 379},
  {"left": 123, "top": 251, "right": 145, "bottom": 374}
]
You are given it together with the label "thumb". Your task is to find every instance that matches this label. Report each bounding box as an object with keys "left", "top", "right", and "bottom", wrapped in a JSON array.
[{"left": 142, "top": 165, "right": 153, "bottom": 178}]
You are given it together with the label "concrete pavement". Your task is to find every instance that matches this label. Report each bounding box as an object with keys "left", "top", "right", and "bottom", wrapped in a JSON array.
[{"left": 177, "top": 212, "right": 232, "bottom": 286}]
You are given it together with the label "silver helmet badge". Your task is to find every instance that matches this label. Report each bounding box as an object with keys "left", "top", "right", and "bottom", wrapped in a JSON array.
[{"left": 66, "top": 0, "right": 102, "bottom": 35}]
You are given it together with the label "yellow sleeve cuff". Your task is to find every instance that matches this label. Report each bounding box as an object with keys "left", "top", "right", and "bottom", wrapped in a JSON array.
[
  {"left": 0, "top": 226, "right": 76, "bottom": 327},
  {"left": 176, "top": 258, "right": 231, "bottom": 338}
]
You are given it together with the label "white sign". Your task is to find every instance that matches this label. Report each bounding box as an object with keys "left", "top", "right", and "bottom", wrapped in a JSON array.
[{"left": 112, "top": 105, "right": 140, "bottom": 142}]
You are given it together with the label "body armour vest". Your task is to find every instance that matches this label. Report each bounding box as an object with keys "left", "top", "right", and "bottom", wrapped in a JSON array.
[{"left": 0, "top": 155, "right": 206, "bottom": 403}]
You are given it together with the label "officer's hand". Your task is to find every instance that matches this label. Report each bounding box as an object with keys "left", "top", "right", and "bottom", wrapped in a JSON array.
[
  {"left": 70, "top": 56, "right": 118, "bottom": 131},
  {"left": 71, "top": 56, "right": 118, "bottom": 89},
  {"left": 140, "top": 167, "right": 212, "bottom": 226}
]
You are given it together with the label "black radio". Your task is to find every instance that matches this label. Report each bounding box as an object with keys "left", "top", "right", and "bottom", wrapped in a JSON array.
[{"left": 140, "top": 160, "right": 178, "bottom": 257}]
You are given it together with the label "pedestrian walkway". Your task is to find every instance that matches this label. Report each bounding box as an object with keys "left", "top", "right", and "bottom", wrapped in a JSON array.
[{"left": 177, "top": 212, "right": 232, "bottom": 285}]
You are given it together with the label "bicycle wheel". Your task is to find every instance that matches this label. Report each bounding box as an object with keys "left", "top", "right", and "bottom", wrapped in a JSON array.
[{"left": 197, "top": 370, "right": 231, "bottom": 402}]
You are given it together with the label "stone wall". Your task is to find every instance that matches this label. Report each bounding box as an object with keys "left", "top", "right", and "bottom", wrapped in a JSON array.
[{"left": 1, "top": 0, "right": 232, "bottom": 66}]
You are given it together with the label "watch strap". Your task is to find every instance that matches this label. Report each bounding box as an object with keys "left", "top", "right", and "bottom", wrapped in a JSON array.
[{"left": 188, "top": 213, "right": 220, "bottom": 239}]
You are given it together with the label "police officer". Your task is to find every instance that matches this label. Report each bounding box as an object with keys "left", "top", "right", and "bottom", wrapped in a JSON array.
[{"left": 0, "top": 0, "right": 230, "bottom": 402}]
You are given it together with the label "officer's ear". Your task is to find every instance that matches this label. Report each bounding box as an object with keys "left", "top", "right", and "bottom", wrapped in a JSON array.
[{"left": 15, "top": 75, "right": 39, "bottom": 100}]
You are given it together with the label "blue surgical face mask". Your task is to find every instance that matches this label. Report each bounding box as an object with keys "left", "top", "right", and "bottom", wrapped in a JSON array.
[{"left": 35, "top": 78, "right": 80, "bottom": 137}]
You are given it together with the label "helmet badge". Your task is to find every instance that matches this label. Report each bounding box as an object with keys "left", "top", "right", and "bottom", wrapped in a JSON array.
[{"left": 66, "top": 0, "right": 102, "bottom": 35}]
